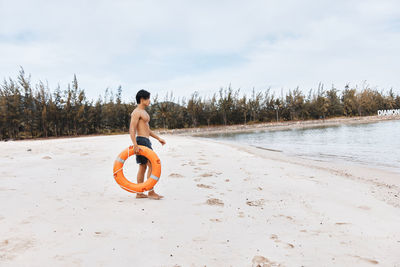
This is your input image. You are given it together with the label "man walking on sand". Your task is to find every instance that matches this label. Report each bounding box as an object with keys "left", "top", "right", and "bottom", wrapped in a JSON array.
[{"left": 130, "top": 89, "right": 166, "bottom": 200}]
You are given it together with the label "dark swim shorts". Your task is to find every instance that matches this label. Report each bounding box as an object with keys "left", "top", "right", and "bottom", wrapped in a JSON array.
[{"left": 135, "top": 136, "right": 152, "bottom": 165}]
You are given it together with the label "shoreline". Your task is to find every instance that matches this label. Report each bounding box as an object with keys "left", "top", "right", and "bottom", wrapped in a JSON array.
[
  {"left": 158, "top": 115, "right": 400, "bottom": 136},
  {"left": 196, "top": 133, "right": 400, "bottom": 176},
  {"left": 195, "top": 136, "right": 400, "bottom": 208}
]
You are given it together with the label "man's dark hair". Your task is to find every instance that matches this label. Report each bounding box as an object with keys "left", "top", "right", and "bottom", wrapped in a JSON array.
[{"left": 136, "top": 89, "right": 150, "bottom": 104}]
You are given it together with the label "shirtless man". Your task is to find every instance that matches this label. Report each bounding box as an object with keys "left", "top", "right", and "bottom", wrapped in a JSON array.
[{"left": 130, "top": 89, "right": 166, "bottom": 200}]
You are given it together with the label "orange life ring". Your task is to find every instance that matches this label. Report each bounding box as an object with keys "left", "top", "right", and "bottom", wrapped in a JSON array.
[{"left": 113, "top": 145, "right": 161, "bottom": 193}]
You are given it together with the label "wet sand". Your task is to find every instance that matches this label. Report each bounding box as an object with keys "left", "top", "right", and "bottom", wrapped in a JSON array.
[{"left": 0, "top": 134, "right": 399, "bottom": 266}]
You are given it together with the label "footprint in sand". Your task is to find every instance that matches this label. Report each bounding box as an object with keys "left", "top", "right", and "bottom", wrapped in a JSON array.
[
  {"left": 169, "top": 173, "right": 184, "bottom": 178},
  {"left": 350, "top": 255, "right": 379, "bottom": 265},
  {"left": 200, "top": 173, "right": 213, "bottom": 177},
  {"left": 209, "top": 218, "right": 222, "bottom": 222},
  {"left": 0, "top": 238, "right": 34, "bottom": 260},
  {"left": 270, "top": 234, "right": 278, "bottom": 240},
  {"left": 42, "top": 156, "right": 52, "bottom": 160},
  {"left": 358, "top": 205, "right": 371, "bottom": 210},
  {"left": 269, "top": 234, "right": 295, "bottom": 249},
  {"left": 94, "top": 231, "right": 110, "bottom": 237},
  {"left": 80, "top": 153, "right": 89, "bottom": 156},
  {"left": 274, "top": 214, "right": 294, "bottom": 221},
  {"left": 197, "top": 184, "right": 214, "bottom": 189},
  {"left": 287, "top": 243, "right": 295, "bottom": 248},
  {"left": 206, "top": 198, "right": 224, "bottom": 206},
  {"left": 251, "top": 255, "right": 280, "bottom": 267},
  {"left": 246, "top": 199, "right": 265, "bottom": 207}
]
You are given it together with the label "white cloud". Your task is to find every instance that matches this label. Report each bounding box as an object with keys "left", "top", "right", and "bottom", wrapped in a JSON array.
[{"left": 1, "top": 0, "right": 400, "bottom": 101}]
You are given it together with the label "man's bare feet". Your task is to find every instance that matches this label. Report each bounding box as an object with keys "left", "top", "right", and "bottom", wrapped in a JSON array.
[
  {"left": 136, "top": 193, "right": 148, "bottom": 199},
  {"left": 148, "top": 190, "right": 164, "bottom": 200}
]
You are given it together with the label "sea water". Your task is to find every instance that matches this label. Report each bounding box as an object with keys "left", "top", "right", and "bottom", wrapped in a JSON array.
[{"left": 203, "top": 119, "right": 400, "bottom": 173}]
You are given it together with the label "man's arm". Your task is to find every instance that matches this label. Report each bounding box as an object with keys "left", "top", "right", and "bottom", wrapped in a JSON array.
[
  {"left": 150, "top": 130, "right": 166, "bottom": 145},
  {"left": 149, "top": 130, "right": 160, "bottom": 141},
  {"left": 129, "top": 112, "right": 140, "bottom": 151}
]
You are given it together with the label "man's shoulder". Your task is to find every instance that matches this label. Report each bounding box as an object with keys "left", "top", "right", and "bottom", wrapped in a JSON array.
[{"left": 131, "top": 108, "right": 146, "bottom": 117}]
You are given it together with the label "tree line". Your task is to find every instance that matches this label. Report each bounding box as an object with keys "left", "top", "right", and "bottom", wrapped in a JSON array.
[{"left": 1, "top": 68, "right": 400, "bottom": 140}]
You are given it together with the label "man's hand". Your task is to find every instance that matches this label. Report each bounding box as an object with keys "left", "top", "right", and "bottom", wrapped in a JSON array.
[
  {"left": 133, "top": 144, "right": 141, "bottom": 154},
  {"left": 158, "top": 138, "right": 166, "bottom": 145}
]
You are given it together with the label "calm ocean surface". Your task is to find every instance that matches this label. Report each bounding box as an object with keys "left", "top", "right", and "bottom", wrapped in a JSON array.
[{"left": 203, "top": 119, "right": 400, "bottom": 173}]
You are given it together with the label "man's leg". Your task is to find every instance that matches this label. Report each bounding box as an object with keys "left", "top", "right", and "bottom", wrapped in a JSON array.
[
  {"left": 146, "top": 161, "right": 164, "bottom": 199},
  {"left": 136, "top": 163, "right": 148, "bottom": 198}
]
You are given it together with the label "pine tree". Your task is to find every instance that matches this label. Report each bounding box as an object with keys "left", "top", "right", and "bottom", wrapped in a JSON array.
[
  {"left": 342, "top": 86, "right": 358, "bottom": 116},
  {"left": 187, "top": 91, "right": 203, "bottom": 127},
  {"left": 238, "top": 95, "right": 249, "bottom": 124},
  {"left": 218, "top": 87, "right": 234, "bottom": 125},
  {"left": 326, "top": 87, "right": 342, "bottom": 117},
  {"left": 64, "top": 84, "right": 72, "bottom": 135}
]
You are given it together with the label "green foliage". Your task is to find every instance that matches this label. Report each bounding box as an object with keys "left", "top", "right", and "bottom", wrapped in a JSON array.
[
  {"left": 1, "top": 69, "right": 399, "bottom": 140},
  {"left": 342, "top": 87, "right": 358, "bottom": 116}
]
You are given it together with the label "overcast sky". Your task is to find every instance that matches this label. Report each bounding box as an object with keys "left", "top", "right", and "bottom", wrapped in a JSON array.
[{"left": 1, "top": 0, "right": 399, "bottom": 102}]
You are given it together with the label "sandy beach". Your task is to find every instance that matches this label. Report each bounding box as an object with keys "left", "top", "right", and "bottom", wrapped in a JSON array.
[{"left": 1, "top": 133, "right": 399, "bottom": 266}]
